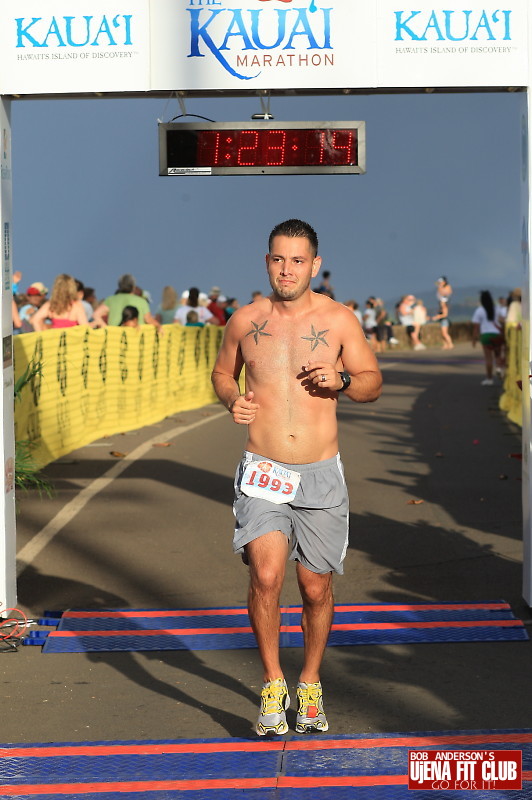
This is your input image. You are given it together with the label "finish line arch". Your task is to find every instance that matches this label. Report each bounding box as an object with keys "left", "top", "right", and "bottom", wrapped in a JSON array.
[{"left": 1, "top": 0, "right": 531, "bottom": 610}]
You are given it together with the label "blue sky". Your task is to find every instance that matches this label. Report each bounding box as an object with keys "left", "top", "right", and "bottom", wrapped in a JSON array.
[{"left": 11, "top": 90, "right": 525, "bottom": 313}]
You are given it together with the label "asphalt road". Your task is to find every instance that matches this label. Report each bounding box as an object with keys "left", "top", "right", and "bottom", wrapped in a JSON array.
[{"left": 4, "top": 343, "right": 531, "bottom": 745}]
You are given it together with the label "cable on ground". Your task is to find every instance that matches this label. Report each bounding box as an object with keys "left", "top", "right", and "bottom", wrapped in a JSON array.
[{"left": 0, "top": 607, "right": 30, "bottom": 652}]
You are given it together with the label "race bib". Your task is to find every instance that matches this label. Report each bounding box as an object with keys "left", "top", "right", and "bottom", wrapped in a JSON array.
[{"left": 241, "top": 459, "right": 301, "bottom": 505}]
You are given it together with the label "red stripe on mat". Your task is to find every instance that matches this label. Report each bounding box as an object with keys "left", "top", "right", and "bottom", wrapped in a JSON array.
[
  {"left": 331, "top": 603, "right": 511, "bottom": 612},
  {"left": 48, "top": 628, "right": 255, "bottom": 638},
  {"left": 48, "top": 619, "right": 523, "bottom": 638},
  {"left": 287, "top": 735, "right": 532, "bottom": 751},
  {"left": 3, "top": 734, "right": 532, "bottom": 760},
  {"left": 0, "top": 741, "right": 284, "bottom": 758},
  {"left": 61, "top": 603, "right": 511, "bottom": 619},
  {"left": 2, "top": 775, "right": 530, "bottom": 796},
  {"left": 328, "top": 620, "right": 524, "bottom": 630},
  {"left": 0, "top": 778, "right": 277, "bottom": 795},
  {"left": 62, "top": 610, "right": 251, "bottom": 619}
]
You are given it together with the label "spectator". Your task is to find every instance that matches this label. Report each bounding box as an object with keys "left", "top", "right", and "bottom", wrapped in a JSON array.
[
  {"left": 12, "top": 270, "right": 22, "bottom": 297},
  {"left": 412, "top": 297, "right": 428, "bottom": 345},
  {"left": 472, "top": 290, "right": 505, "bottom": 385},
  {"left": 31, "top": 273, "right": 88, "bottom": 331},
  {"left": 185, "top": 309, "right": 204, "bottom": 328},
  {"left": 12, "top": 298, "right": 22, "bottom": 334},
  {"left": 18, "top": 282, "right": 48, "bottom": 332},
  {"left": 133, "top": 285, "right": 152, "bottom": 305},
  {"left": 495, "top": 296, "right": 508, "bottom": 327},
  {"left": 436, "top": 276, "right": 452, "bottom": 304},
  {"left": 93, "top": 274, "right": 161, "bottom": 331},
  {"left": 83, "top": 287, "right": 98, "bottom": 311},
  {"left": 251, "top": 290, "right": 263, "bottom": 303},
  {"left": 374, "top": 297, "right": 398, "bottom": 350},
  {"left": 224, "top": 297, "right": 239, "bottom": 322},
  {"left": 75, "top": 279, "right": 94, "bottom": 322},
  {"left": 12, "top": 270, "right": 23, "bottom": 334},
  {"left": 314, "top": 270, "right": 335, "bottom": 299},
  {"left": 495, "top": 296, "right": 508, "bottom": 362},
  {"left": 506, "top": 288, "right": 522, "bottom": 324},
  {"left": 120, "top": 305, "right": 140, "bottom": 328},
  {"left": 344, "top": 300, "right": 363, "bottom": 326},
  {"left": 207, "top": 286, "right": 227, "bottom": 326},
  {"left": 174, "top": 287, "right": 218, "bottom": 325},
  {"left": 398, "top": 294, "right": 425, "bottom": 350},
  {"left": 156, "top": 286, "right": 179, "bottom": 325},
  {"left": 362, "top": 298, "right": 378, "bottom": 350},
  {"left": 432, "top": 299, "right": 453, "bottom": 349}
]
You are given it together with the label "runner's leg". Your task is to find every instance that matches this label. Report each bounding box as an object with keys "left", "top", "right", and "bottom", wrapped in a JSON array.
[
  {"left": 246, "top": 530, "right": 288, "bottom": 681},
  {"left": 296, "top": 563, "right": 334, "bottom": 683}
]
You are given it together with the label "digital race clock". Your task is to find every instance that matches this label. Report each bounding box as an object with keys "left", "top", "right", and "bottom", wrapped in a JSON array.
[{"left": 158, "top": 121, "right": 365, "bottom": 176}]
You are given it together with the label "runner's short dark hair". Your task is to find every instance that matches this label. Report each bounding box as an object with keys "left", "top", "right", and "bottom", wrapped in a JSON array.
[{"left": 268, "top": 219, "right": 318, "bottom": 257}]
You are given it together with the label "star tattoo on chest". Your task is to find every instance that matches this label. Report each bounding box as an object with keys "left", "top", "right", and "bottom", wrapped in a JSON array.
[
  {"left": 246, "top": 320, "right": 272, "bottom": 345},
  {"left": 302, "top": 324, "right": 329, "bottom": 351}
]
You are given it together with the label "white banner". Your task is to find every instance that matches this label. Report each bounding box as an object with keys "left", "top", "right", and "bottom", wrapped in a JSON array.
[
  {"left": 377, "top": 0, "right": 529, "bottom": 88},
  {"left": 0, "top": 1, "right": 529, "bottom": 100},
  {"left": 150, "top": 0, "right": 377, "bottom": 91},
  {"left": 0, "top": 0, "right": 151, "bottom": 94}
]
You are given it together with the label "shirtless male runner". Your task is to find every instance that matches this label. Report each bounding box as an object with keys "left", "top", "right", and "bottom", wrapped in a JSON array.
[{"left": 211, "top": 219, "right": 382, "bottom": 736}]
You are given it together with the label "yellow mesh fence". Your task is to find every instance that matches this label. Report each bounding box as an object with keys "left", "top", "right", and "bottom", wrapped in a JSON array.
[
  {"left": 499, "top": 323, "right": 522, "bottom": 427},
  {"left": 14, "top": 325, "right": 225, "bottom": 467}
]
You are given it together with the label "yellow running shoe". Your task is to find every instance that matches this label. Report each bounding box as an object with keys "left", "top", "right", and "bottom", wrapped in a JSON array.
[
  {"left": 295, "top": 681, "right": 329, "bottom": 733},
  {"left": 256, "top": 678, "right": 290, "bottom": 736}
]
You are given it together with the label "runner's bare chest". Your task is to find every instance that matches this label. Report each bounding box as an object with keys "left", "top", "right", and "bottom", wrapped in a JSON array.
[{"left": 239, "top": 313, "right": 342, "bottom": 377}]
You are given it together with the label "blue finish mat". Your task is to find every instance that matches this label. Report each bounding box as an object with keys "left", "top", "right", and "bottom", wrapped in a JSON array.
[
  {"left": 1, "top": 729, "right": 531, "bottom": 799},
  {"left": 25, "top": 602, "right": 528, "bottom": 653}
]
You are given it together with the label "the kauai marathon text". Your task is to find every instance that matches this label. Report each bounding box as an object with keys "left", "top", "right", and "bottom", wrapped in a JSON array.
[{"left": 186, "top": 0, "right": 334, "bottom": 80}]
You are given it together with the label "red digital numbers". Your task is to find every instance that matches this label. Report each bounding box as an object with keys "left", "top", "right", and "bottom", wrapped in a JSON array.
[
  {"left": 238, "top": 130, "right": 259, "bottom": 166},
  {"left": 246, "top": 471, "right": 293, "bottom": 495},
  {"left": 198, "top": 128, "right": 356, "bottom": 168},
  {"left": 319, "top": 130, "right": 354, "bottom": 165},
  {"left": 266, "top": 130, "right": 287, "bottom": 166}
]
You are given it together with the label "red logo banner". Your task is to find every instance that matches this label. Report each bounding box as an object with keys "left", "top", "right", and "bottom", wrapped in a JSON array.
[{"left": 408, "top": 750, "right": 522, "bottom": 791}]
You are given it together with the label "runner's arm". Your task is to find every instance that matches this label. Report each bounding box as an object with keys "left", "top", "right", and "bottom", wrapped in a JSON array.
[
  {"left": 306, "top": 306, "right": 382, "bottom": 403},
  {"left": 211, "top": 314, "right": 259, "bottom": 424}
]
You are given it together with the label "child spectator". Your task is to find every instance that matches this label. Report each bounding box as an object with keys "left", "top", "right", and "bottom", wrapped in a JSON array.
[
  {"left": 120, "top": 305, "right": 140, "bottom": 328},
  {"left": 186, "top": 309, "right": 204, "bottom": 327}
]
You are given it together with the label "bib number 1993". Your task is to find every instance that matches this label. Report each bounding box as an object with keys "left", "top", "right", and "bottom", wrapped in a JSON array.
[{"left": 241, "top": 460, "right": 301, "bottom": 504}]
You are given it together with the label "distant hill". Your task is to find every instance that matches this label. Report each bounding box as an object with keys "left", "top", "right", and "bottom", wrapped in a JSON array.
[{"left": 386, "top": 285, "right": 516, "bottom": 322}]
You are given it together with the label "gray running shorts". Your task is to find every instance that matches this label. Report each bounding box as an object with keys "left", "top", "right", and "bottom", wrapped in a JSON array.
[{"left": 233, "top": 451, "right": 349, "bottom": 575}]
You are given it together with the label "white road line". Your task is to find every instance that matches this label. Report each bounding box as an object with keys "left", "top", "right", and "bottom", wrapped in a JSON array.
[{"left": 16, "top": 409, "right": 227, "bottom": 575}]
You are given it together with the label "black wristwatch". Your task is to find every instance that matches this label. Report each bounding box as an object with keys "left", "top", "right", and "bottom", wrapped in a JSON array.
[{"left": 337, "top": 370, "right": 351, "bottom": 392}]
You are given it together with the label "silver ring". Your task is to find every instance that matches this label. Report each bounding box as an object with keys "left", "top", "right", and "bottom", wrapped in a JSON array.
[{"left": 321, "top": 374, "right": 327, "bottom": 382}]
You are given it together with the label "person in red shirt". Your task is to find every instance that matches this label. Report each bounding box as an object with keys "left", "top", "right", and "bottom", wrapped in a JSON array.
[{"left": 207, "top": 286, "right": 227, "bottom": 326}]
